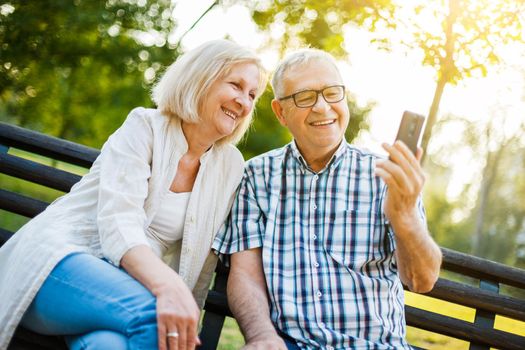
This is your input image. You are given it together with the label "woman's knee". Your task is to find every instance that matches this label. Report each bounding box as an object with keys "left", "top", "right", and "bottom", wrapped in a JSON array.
[
  {"left": 66, "top": 330, "right": 128, "bottom": 350},
  {"left": 124, "top": 294, "right": 158, "bottom": 349}
]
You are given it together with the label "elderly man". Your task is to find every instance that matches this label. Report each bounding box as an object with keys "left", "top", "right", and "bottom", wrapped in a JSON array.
[{"left": 212, "top": 49, "right": 442, "bottom": 350}]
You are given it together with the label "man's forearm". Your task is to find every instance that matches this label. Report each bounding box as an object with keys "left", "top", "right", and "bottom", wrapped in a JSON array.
[
  {"left": 392, "top": 211, "right": 442, "bottom": 293},
  {"left": 228, "top": 271, "right": 277, "bottom": 341},
  {"left": 228, "top": 249, "right": 281, "bottom": 343}
]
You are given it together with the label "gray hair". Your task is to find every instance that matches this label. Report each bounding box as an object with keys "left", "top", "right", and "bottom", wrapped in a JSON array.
[
  {"left": 152, "top": 39, "right": 267, "bottom": 145},
  {"left": 271, "top": 48, "right": 341, "bottom": 98}
]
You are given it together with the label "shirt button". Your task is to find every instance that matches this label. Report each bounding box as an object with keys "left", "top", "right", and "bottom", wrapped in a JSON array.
[
  {"left": 312, "top": 234, "right": 317, "bottom": 240},
  {"left": 314, "top": 262, "right": 319, "bottom": 268},
  {"left": 327, "top": 346, "right": 334, "bottom": 350},
  {"left": 312, "top": 204, "right": 317, "bottom": 210},
  {"left": 316, "top": 291, "right": 322, "bottom": 298},
  {"left": 313, "top": 175, "right": 319, "bottom": 181}
]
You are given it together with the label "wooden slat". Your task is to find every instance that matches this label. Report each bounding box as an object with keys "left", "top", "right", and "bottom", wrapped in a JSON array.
[
  {"left": 442, "top": 247, "right": 525, "bottom": 289},
  {"left": 405, "top": 306, "right": 525, "bottom": 350},
  {"left": 204, "top": 290, "right": 232, "bottom": 317},
  {"left": 0, "top": 190, "right": 47, "bottom": 218},
  {"left": 9, "top": 327, "right": 67, "bottom": 350},
  {"left": 421, "top": 278, "right": 525, "bottom": 321},
  {"left": 0, "top": 153, "right": 81, "bottom": 192},
  {"left": 0, "top": 122, "right": 99, "bottom": 168},
  {"left": 0, "top": 228, "right": 14, "bottom": 247}
]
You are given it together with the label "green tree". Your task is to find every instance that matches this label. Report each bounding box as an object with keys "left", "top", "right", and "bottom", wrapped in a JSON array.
[
  {"left": 246, "top": 0, "right": 396, "bottom": 55},
  {"left": 429, "top": 112, "right": 525, "bottom": 263},
  {"left": 406, "top": 0, "right": 525, "bottom": 159},
  {"left": 0, "top": 0, "right": 176, "bottom": 147}
]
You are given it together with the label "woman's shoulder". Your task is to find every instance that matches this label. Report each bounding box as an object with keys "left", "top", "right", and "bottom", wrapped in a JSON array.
[
  {"left": 216, "top": 144, "right": 244, "bottom": 166},
  {"left": 209, "top": 144, "right": 244, "bottom": 184},
  {"left": 125, "top": 107, "right": 168, "bottom": 126}
]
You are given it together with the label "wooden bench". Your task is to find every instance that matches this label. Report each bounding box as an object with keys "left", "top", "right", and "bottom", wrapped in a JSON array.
[{"left": 1, "top": 121, "right": 525, "bottom": 350}]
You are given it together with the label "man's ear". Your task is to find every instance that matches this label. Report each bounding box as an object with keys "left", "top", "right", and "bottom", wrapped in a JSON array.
[{"left": 271, "top": 99, "right": 287, "bottom": 127}]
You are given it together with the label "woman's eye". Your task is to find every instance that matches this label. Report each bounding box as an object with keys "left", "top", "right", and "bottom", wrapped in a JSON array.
[{"left": 230, "top": 82, "right": 240, "bottom": 88}]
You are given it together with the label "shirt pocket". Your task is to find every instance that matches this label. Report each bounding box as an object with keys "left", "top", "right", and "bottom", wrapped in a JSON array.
[{"left": 323, "top": 209, "right": 393, "bottom": 272}]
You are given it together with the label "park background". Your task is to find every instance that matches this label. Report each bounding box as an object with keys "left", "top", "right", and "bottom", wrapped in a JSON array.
[{"left": 1, "top": 0, "right": 524, "bottom": 348}]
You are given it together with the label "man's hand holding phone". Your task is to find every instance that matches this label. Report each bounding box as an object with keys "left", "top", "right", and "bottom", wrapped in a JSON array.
[{"left": 375, "top": 111, "right": 426, "bottom": 230}]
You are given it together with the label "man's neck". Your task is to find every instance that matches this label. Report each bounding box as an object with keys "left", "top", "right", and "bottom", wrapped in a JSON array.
[{"left": 295, "top": 140, "right": 342, "bottom": 173}]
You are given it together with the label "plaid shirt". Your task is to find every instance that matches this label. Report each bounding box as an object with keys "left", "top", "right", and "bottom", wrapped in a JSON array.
[{"left": 213, "top": 140, "right": 423, "bottom": 349}]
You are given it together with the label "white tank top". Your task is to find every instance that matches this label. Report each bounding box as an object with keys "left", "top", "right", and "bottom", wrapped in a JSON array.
[{"left": 147, "top": 190, "right": 191, "bottom": 256}]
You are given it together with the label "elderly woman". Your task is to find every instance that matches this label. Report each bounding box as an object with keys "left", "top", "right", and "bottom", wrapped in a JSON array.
[{"left": 0, "top": 40, "right": 266, "bottom": 350}]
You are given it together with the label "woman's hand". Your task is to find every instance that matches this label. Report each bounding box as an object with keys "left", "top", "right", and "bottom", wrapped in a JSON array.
[
  {"left": 120, "top": 245, "right": 201, "bottom": 350},
  {"left": 154, "top": 275, "right": 201, "bottom": 350}
]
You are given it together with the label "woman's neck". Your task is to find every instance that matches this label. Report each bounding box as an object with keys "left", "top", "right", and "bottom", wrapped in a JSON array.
[{"left": 180, "top": 120, "right": 215, "bottom": 159}]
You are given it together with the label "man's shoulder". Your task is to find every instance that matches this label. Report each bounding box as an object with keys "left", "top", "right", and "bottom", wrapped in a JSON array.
[
  {"left": 345, "top": 142, "right": 385, "bottom": 162},
  {"left": 245, "top": 144, "right": 289, "bottom": 169}
]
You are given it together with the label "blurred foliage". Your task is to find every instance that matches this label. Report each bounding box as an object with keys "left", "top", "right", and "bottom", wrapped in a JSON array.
[
  {"left": 408, "top": 0, "right": 525, "bottom": 153},
  {"left": 0, "top": 0, "right": 177, "bottom": 147},
  {"left": 427, "top": 113, "right": 525, "bottom": 265},
  {"left": 244, "top": 0, "right": 396, "bottom": 56}
]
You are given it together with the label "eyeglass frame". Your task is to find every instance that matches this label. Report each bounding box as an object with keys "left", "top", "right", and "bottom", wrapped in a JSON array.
[{"left": 278, "top": 84, "right": 346, "bottom": 108}]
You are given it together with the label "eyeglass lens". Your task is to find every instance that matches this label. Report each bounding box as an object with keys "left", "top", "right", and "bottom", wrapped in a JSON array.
[{"left": 294, "top": 86, "right": 344, "bottom": 107}]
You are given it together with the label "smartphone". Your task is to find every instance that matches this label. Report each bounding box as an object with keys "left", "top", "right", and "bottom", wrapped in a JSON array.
[{"left": 394, "top": 111, "right": 425, "bottom": 155}]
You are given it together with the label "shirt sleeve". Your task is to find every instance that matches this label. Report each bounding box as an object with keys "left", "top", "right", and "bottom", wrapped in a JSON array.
[
  {"left": 212, "top": 166, "right": 265, "bottom": 263},
  {"left": 96, "top": 108, "right": 153, "bottom": 266}
]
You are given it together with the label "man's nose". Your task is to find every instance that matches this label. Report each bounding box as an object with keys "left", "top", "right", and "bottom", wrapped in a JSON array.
[{"left": 312, "top": 93, "right": 330, "bottom": 112}]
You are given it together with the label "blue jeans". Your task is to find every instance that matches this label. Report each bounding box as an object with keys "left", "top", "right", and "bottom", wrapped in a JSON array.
[{"left": 21, "top": 253, "right": 158, "bottom": 350}]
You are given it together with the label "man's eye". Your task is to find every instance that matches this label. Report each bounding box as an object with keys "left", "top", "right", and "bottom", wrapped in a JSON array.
[{"left": 296, "top": 92, "right": 315, "bottom": 103}]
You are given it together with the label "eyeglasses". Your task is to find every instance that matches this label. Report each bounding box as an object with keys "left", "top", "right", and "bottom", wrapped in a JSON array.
[{"left": 278, "top": 85, "right": 345, "bottom": 108}]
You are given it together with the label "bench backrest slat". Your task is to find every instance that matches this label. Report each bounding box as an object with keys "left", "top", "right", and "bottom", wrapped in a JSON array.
[
  {"left": 426, "top": 278, "right": 525, "bottom": 321},
  {"left": 0, "top": 122, "right": 98, "bottom": 168},
  {"left": 442, "top": 247, "right": 525, "bottom": 289},
  {"left": 0, "top": 153, "right": 81, "bottom": 193},
  {"left": 405, "top": 306, "right": 525, "bottom": 350},
  {"left": 0, "top": 189, "right": 47, "bottom": 218}
]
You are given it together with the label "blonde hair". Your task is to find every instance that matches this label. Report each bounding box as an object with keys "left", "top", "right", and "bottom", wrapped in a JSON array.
[
  {"left": 271, "top": 48, "right": 341, "bottom": 98},
  {"left": 152, "top": 39, "right": 267, "bottom": 145}
]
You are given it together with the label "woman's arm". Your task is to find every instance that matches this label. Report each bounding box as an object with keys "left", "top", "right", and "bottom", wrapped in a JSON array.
[{"left": 121, "top": 245, "right": 201, "bottom": 350}]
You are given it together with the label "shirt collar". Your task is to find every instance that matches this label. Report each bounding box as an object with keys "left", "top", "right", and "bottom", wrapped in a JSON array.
[{"left": 288, "top": 138, "right": 347, "bottom": 174}]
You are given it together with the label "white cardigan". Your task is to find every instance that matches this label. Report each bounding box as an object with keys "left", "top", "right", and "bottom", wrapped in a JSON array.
[{"left": 0, "top": 107, "right": 244, "bottom": 348}]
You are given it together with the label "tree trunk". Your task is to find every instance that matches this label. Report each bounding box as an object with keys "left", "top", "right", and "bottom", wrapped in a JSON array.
[
  {"left": 471, "top": 139, "right": 505, "bottom": 256},
  {"left": 421, "top": 76, "right": 447, "bottom": 164},
  {"left": 420, "top": 0, "right": 459, "bottom": 164}
]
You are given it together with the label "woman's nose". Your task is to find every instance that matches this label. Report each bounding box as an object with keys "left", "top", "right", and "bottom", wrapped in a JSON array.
[{"left": 235, "top": 94, "right": 252, "bottom": 112}]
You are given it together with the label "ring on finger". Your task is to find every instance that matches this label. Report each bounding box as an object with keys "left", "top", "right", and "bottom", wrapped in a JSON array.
[{"left": 167, "top": 331, "right": 179, "bottom": 338}]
